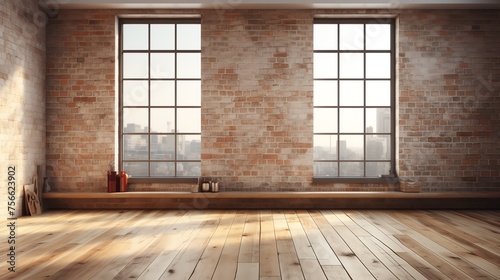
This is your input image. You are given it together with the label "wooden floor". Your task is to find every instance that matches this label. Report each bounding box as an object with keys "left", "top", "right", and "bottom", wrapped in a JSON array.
[{"left": 3, "top": 210, "right": 500, "bottom": 279}]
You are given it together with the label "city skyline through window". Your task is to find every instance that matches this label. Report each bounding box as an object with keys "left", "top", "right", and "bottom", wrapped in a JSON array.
[
  {"left": 313, "top": 19, "right": 395, "bottom": 177},
  {"left": 120, "top": 19, "right": 201, "bottom": 178}
]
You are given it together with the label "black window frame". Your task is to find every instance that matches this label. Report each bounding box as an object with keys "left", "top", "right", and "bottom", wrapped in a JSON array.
[
  {"left": 313, "top": 18, "right": 398, "bottom": 184},
  {"left": 118, "top": 18, "right": 201, "bottom": 184}
]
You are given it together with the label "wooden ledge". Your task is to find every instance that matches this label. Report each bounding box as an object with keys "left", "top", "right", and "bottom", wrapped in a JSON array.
[
  {"left": 42, "top": 191, "right": 500, "bottom": 210},
  {"left": 42, "top": 191, "right": 500, "bottom": 199}
]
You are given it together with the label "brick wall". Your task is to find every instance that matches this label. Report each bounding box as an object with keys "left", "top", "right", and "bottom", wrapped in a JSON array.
[
  {"left": 46, "top": 10, "right": 116, "bottom": 192},
  {"left": 0, "top": 0, "right": 46, "bottom": 219},
  {"left": 397, "top": 10, "right": 500, "bottom": 191},
  {"left": 45, "top": 9, "right": 500, "bottom": 193},
  {"left": 202, "top": 10, "right": 314, "bottom": 191}
]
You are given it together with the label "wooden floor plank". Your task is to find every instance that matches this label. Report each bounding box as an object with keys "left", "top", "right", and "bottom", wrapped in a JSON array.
[
  {"left": 235, "top": 263, "right": 260, "bottom": 280},
  {"left": 413, "top": 211, "right": 500, "bottom": 266},
  {"left": 436, "top": 211, "right": 500, "bottom": 254},
  {"left": 296, "top": 211, "right": 341, "bottom": 266},
  {"left": 388, "top": 211, "right": 500, "bottom": 279},
  {"left": 346, "top": 210, "right": 407, "bottom": 253},
  {"left": 90, "top": 210, "right": 185, "bottom": 280},
  {"left": 188, "top": 211, "right": 236, "bottom": 280},
  {"left": 358, "top": 236, "right": 416, "bottom": 280},
  {"left": 272, "top": 210, "right": 293, "bottom": 253},
  {"left": 6, "top": 211, "right": 144, "bottom": 280},
  {"left": 299, "top": 259, "right": 327, "bottom": 280},
  {"left": 394, "top": 234, "right": 474, "bottom": 280},
  {"left": 322, "top": 210, "right": 399, "bottom": 280},
  {"left": 259, "top": 210, "right": 281, "bottom": 278},
  {"left": 396, "top": 251, "right": 452, "bottom": 280},
  {"left": 158, "top": 211, "right": 222, "bottom": 280},
  {"left": 5, "top": 209, "right": 499, "bottom": 280},
  {"left": 460, "top": 210, "right": 500, "bottom": 228},
  {"left": 272, "top": 211, "right": 305, "bottom": 280},
  {"left": 284, "top": 211, "right": 317, "bottom": 260},
  {"left": 277, "top": 252, "right": 305, "bottom": 280},
  {"left": 11, "top": 211, "right": 110, "bottom": 274},
  {"left": 239, "top": 211, "right": 261, "bottom": 263},
  {"left": 211, "top": 211, "right": 248, "bottom": 280},
  {"left": 322, "top": 265, "right": 351, "bottom": 280},
  {"left": 16, "top": 210, "right": 111, "bottom": 255},
  {"left": 310, "top": 210, "right": 375, "bottom": 280},
  {"left": 111, "top": 211, "right": 191, "bottom": 279},
  {"left": 333, "top": 210, "right": 371, "bottom": 237},
  {"left": 48, "top": 211, "right": 162, "bottom": 280},
  {"left": 355, "top": 211, "right": 429, "bottom": 280},
  {"left": 136, "top": 211, "right": 207, "bottom": 280}
]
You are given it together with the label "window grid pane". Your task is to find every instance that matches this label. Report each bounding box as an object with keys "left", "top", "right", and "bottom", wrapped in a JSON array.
[
  {"left": 120, "top": 20, "right": 201, "bottom": 178},
  {"left": 314, "top": 19, "right": 394, "bottom": 178}
]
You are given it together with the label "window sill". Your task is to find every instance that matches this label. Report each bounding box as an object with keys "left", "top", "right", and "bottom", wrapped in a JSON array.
[
  {"left": 313, "top": 176, "right": 399, "bottom": 184},
  {"left": 128, "top": 177, "right": 198, "bottom": 184}
]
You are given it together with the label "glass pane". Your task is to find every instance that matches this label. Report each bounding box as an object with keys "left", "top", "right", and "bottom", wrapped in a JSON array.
[
  {"left": 123, "top": 24, "right": 148, "bottom": 50},
  {"left": 366, "top": 81, "right": 390, "bottom": 106},
  {"left": 150, "top": 135, "right": 174, "bottom": 160},
  {"left": 314, "top": 135, "right": 337, "bottom": 160},
  {"left": 177, "top": 53, "right": 201, "bottom": 79},
  {"left": 123, "top": 135, "right": 148, "bottom": 160},
  {"left": 314, "top": 81, "right": 337, "bottom": 106},
  {"left": 151, "top": 162, "right": 174, "bottom": 177},
  {"left": 366, "top": 24, "right": 391, "bottom": 50},
  {"left": 366, "top": 108, "right": 391, "bottom": 133},
  {"left": 314, "top": 162, "right": 338, "bottom": 177},
  {"left": 339, "top": 24, "right": 364, "bottom": 50},
  {"left": 177, "top": 81, "right": 201, "bottom": 106},
  {"left": 177, "top": 108, "right": 201, "bottom": 133},
  {"left": 123, "top": 162, "right": 148, "bottom": 177},
  {"left": 367, "top": 135, "right": 390, "bottom": 160},
  {"left": 314, "top": 53, "right": 337, "bottom": 79},
  {"left": 151, "top": 24, "right": 174, "bottom": 50},
  {"left": 177, "top": 24, "right": 201, "bottom": 50},
  {"left": 123, "top": 81, "right": 148, "bottom": 106},
  {"left": 151, "top": 81, "right": 175, "bottom": 106},
  {"left": 150, "top": 108, "right": 175, "bottom": 133},
  {"left": 339, "top": 80, "right": 363, "bottom": 106},
  {"left": 366, "top": 162, "right": 391, "bottom": 177},
  {"left": 123, "top": 53, "right": 148, "bottom": 78},
  {"left": 339, "top": 162, "right": 363, "bottom": 176},
  {"left": 123, "top": 108, "right": 148, "bottom": 132},
  {"left": 177, "top": 161, "right": 201, "bottom": 177},
  {"left": 339, "top": 135, "right": 363, "bottom": 160},
  {"left": 366, "top": 53, "right": 390, "bottom": 79},
  {"left": 314, "top": 24, "right": 337, "bottom": 50},
  {"left": 340, "top": 108, "right": 363, "bottom": 133},
  {"left": 151, "top": 53, "right": 175, "bottom": 78},
  {"left": 339, "top": 53, "right": 364, "bottom": 79},
  {"left": 314, "top": 108, "right": 337, "bottom": 133},
  {"left": 177, "top": 135, "right": 201, "bottom": 160}
]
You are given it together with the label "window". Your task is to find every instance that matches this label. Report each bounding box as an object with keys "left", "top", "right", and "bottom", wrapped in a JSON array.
[
  {"left": 313, "top": 18, "right": 395, "bottom": 180},
  {"left": 119, "top": 19, "right": 201, "bottom": 179}
]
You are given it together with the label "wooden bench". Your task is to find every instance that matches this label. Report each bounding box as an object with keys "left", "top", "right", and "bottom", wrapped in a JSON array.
[{"left": 42, "top": 191, "right": 500, "bottom": 210}]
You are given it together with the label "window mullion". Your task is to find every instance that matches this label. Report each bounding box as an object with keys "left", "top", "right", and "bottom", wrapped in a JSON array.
[
  {"left": 147, "top": 23, "right": 152, "bottom": 177},
  {"left": 336, "top": 23, "right": 340, "bottom": 177},
  {"left": 390, "top": 21, "right": 396, "bottom": 176},
  {"left": 174, "top": 23, "right": 178, "bottom": 177},
  {"left": 363, "top": 23, "right": 367, "bottom": 177}
]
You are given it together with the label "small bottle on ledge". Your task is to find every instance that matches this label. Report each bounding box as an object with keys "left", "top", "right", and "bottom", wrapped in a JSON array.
[{"left": 119, "top": 171, "right": 128, "bottom": 192}]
